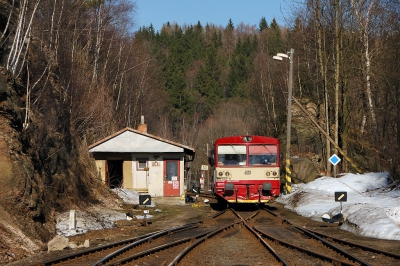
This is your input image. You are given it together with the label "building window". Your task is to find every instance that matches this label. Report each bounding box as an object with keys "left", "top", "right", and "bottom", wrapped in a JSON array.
[{"left": 137, "top": 159, "right": 148, "bottom": 170}]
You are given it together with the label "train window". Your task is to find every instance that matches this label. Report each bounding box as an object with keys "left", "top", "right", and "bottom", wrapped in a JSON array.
[
  {"left": 249, "top": 145, "right": 278, "bottom": 165},
  {"left": 217, "top": 145, "right": 246, "bottom": 166}
]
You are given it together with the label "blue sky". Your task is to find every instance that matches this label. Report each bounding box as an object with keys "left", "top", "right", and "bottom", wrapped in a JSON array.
[{"left": 133, "top": 0, "right": 289, "bottom": 31}]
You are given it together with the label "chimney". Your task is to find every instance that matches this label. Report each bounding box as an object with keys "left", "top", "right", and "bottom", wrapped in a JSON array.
[{"left": 138, "top": 115, "right": 147, "bottom": 133}]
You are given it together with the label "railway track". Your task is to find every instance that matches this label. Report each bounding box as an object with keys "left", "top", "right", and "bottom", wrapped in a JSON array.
[
  {"left": 34, "top": 224, "right": 199, "bottom": 266},
  {"left": 32, "top": 210, "right": 232, "bottom": 266},
  {"left": 30, "top": 204, "right": 400, "bottom": 266},
  {"left": 252, "top": 207, "right": 400, "bottom": 266}
]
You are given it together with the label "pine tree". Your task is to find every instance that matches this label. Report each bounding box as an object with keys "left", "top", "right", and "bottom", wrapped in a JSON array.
[
  {"left": 258, "top": 16, "right": 269, "bottom": 33},
  {"left": 226, "top": 18, "right": 234, "bottom": 30},
  {"left": 194, "top": 43, "right": 223, "bottom": 117},
  {"left": 227, "top": 36, "right": 257, "bottom": 98},
  {"left": 268, "top": 18, "right": 284, "bottom": 55}
]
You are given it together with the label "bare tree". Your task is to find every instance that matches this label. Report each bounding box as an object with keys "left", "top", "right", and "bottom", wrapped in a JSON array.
[
  {"left": 0, "top": 0, "right": 15, "bottom": 45},
  {"left": 314, "top": 0, "right": 332, "bottom": 174},
  {"left": 252, "top": 29, "right": 282, "bottom": 136},
  {"left": 6, "top": 0, "right": 41, "bottom": 76},
  {"left": 334, "top": 0, "right": 340, "bottom": 152},
  {"left": 350, "top": 0, "right": 378, "bottom": 133},
  {"left": 91, "top": 3, "right": 104, "bottom": 82}
]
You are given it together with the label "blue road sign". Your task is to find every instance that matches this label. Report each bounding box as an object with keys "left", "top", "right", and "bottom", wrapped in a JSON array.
[{"left": 329, "top": 154, "right": 341, "bottom": 166}]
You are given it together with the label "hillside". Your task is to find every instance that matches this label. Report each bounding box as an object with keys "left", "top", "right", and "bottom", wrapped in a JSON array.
[
  {"left": 0, "top": 67, "right": 107, "bottom": 264},
  {"left": 0, "top": 1, "right": 106, "bottom": 262},
  {"left": 0, "top": 97, "right": 44, "bottom": 262}
]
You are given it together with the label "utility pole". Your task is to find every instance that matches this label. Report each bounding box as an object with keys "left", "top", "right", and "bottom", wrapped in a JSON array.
[
  {"left": 273, "top": 48, "right": 294, "bottom": 194},
  {"left": 286, "top": 48, "right": 294, "bottom": 194}
]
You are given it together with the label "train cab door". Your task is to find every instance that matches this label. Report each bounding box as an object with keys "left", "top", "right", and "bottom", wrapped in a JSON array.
[{"left": 163, "top": 160, "right": 180, "bottom": 196}]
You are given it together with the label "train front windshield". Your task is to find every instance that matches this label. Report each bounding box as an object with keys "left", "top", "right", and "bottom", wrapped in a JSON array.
[
  {"left": 217, "top": 144, "right": 278, "bottom": 166},
  {"left": 217, "top": 145, "right": 246, "bottom": 166},
  {"left": 249, "top": 145, "right": 278, "bottom": 165}
]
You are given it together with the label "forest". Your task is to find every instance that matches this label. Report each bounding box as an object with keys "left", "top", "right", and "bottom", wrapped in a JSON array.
[{"left": 1, "top": 0, "right": 400, "bottom": 202}]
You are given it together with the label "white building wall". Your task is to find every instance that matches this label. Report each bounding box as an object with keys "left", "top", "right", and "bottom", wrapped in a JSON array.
[
  {"left": 179, "top": 156, "right": 185, "bottom": 196},
  {"left": 124, "top": 155, "right": 185, "bottom": 197}
]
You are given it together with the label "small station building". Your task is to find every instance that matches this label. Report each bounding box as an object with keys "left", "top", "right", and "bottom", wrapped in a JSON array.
[{"left": 88, "top": 120, "right": 195, "bottom": 197}]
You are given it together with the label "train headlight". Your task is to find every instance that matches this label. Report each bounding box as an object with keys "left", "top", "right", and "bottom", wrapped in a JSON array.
[
  {"left": 218, "top": 172, "right": 223, "bottom": 176},
  {"left": 225, "top": 172, "right": 230, "bottom": 177},
  {"left": 266, "top": 172, "right": 270, "bottom": 176},
  {"left": 262, "top": 182, "right": 272, "bottom": 196},
  {"left": 273, "top": 171, "right": 277, "bottom": 176},
  {"left": 242, "top": 136, "right": 253, "bottom": 142}
]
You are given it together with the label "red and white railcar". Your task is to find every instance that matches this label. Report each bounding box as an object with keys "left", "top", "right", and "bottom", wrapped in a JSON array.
[{"left": 210, "top": 135, "right": 281, "bottom": 203}]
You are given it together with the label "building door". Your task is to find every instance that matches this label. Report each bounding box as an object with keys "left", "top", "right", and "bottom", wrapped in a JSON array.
[
  {"left": 135, "top": 170, "right": 148, "bottom": 191},
  {"left": 164, "top": 160, "right": 180, "bottom": 196},
  {"left": 107, "top": 160, "right": 123, "bottom": 188}
]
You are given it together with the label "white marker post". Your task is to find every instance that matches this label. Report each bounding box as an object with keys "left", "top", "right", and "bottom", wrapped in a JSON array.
[
  {"left": 329, "top": 154, "right": 341, "bottom": 178},
  {"left": 69, "top": 210, "right": 76, "bottom": 230}
]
